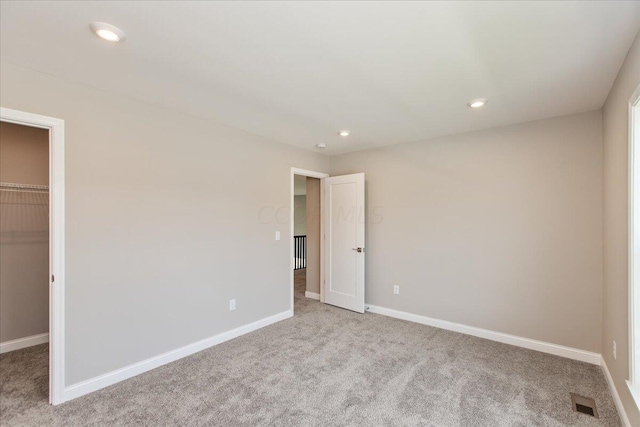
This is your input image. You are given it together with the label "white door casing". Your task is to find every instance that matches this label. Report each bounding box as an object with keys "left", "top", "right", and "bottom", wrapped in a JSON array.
[{"left": 323, "top": 173, "right": 365, "bottom": 313}]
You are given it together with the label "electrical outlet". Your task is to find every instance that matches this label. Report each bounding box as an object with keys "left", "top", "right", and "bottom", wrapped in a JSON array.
[
  {"left": 393, "top": 285, "right": 400, "bottom": 295},
  {"left": 613, "top": 341, "right": 617, "bottom": 360},
  {"left": 275, "top": 231, "right": 280, "bottom": 241},
  {"left": 229, "top": 299, "right": 236, "bottom": 311}
]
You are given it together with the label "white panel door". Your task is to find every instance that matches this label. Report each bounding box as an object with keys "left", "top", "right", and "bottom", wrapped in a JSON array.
[{"left": 323, "top": 173, "right": 365, "bottom": 313}]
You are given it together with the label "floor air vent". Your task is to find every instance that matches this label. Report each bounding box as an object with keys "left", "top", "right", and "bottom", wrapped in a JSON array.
[{"left": 570, "top": 393, "right": 598, "bottom": 418}]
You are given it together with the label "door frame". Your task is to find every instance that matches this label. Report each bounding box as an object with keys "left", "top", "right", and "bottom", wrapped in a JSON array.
[
  {"left": 629, "top": 84, "right": 640, "bottom": 401},
  {"left": 290, "top": 168, "right": 328, "bottom": 313},
  {"left": 0, "top": 107, "right": 66, "bottom": 405}
]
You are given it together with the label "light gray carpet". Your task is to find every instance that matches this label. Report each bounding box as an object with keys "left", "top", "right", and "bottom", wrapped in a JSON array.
[{"left": 0, "top": 270, "right": 621, "bottom": 426}]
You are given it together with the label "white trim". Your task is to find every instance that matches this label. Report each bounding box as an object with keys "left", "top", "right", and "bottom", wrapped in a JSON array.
[
  {"left": 64, "top": 310, "right": 292, "bottom": 402},
  {"left": 291, "top": 167, "right": 329, "bottom": 180},
  {"left": 290, "top": 168, "right": 329, "bottom": 314},
  {"left": 366, "top": 305, "right": 602, "bottom": 365},
  {"left": 0, "top": 333, "right": 49, "bottom": 354},
  {"left": 0, "top": 107, "right": 65, "bottom": 405},
  {"left": 629, "top": 84, "right": 640, "bottom": 404},
  {"left": 627, "top": 381, "right": 640, "bottom": 413},
  {"left": 319, "top": 178, "right": 325, "bottom": 304},
  {"left": 601, "top": 359, "right": 632, "bottom": 427},
  {"left": 305, "top": 291, "right": 320, "bottom": 300}
]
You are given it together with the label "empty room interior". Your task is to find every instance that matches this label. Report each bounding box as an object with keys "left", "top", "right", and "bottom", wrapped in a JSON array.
[{"left": 1, "top": 1, "right": 640, "bottom": 426}]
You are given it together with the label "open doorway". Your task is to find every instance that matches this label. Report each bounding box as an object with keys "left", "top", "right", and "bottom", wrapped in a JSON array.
[
  {"left": 0, "top": 121, "right": 50, "bottom": 404},
  {"left": 293, "top": 174, "right": 321, "bottom": 301},
  {"left": 290, "top": 168, "right": 328, "bottom": 314},
  {"left": 0, "top": 108, "right": 65, "bottom": 405},
  {"left": 290, "top": 168, "right": 367, "bottom": 315}
]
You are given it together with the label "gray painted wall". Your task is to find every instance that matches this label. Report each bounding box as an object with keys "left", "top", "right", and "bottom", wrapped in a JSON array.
[
  {"left": 0, "top": 61, "right": 330, "bottom": 385},
  {"left": 305, "top": 178, "right": 321, "bottom": 294},
  {"left": 294, "top": 195, "right": 306, "bottom": 236},
  {"left": 603, "top": 30, "right": 640, "bottom": 426},
  {"left": 0, "top": 122, "right": 49, "bottom": 343},
  {"left": 330, "top": 111, "right": 604, "bottom": 353}
]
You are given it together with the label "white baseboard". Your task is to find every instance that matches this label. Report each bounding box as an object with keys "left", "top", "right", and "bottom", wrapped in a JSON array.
[
  {"left": 601, "top": 358, "right": 631, "bottom": 427},
  {"left": 64, "top": 310, "right": 293, "bottom": 402},
  {"left": 0, "top": 333, "right": 49, "bottom": 354},
  {"left": 366, "top": 305, "right": 601, "bottom": 365},
  {"left": 305, "top": 291, "right": 320, "bottom": 300}
]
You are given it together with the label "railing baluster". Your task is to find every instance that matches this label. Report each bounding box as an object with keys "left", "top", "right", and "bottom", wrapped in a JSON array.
[{"left": 293, "top": 235, "right": 307, "bottom": 270}]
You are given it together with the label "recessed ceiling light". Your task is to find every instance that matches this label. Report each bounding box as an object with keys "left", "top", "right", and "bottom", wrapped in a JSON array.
[
  {"left": 467, "top": 98, "right": 488, "bottom": 108},
  {"left": 316, "top": 143, "right": 327, "bottom": 149},
  {"left": 90, "top": 22, "right": 126, "bottom": 42},
  {"left": 338, "top": 130, "right": 350, "bottom": 137}
]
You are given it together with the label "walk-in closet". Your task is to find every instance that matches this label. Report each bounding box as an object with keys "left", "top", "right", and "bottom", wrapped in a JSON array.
[{"left": 0, "top": 122, "right": 50, "bottom": 370}]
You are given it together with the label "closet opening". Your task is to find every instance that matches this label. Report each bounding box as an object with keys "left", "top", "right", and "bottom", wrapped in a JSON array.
[
  {"left": 0, "top": 121, "right": 50, "bottom": 403},
  {"left": 0, "top": 108, "right": 65, "bottom": 405}
]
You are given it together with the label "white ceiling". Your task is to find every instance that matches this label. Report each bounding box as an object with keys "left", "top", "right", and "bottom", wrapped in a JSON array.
[{"left": 1, "top": 2, "right": 639, "bottom": 155}]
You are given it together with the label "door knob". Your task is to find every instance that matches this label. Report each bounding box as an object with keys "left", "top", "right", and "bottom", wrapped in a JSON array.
[{"left": 352, "top": 247, "right": 364, "bottom": 253}]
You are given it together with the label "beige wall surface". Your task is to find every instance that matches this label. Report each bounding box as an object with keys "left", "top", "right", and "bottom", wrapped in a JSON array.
[
  {"left": 331, "top": 111, "right": 604, "bottom": 353},
  {"left": 0, "top": 61, "right": 330, "bottom": 385},
  {"left": 305, "top": 178, "right": 321, "bottom": 294},
  {"left": 0, "top": 122, "right": 49, "bottom": 343},
  {"left": 294, "top": 195, "right": 307, "bottom": 236},
  {"left": 603, "top": 30, "right": 640, "bottom": 426}
]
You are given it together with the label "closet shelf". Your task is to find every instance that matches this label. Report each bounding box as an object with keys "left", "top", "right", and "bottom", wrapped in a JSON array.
[{"left": 0, "top": 182, "right": 49, "bottom": 193}]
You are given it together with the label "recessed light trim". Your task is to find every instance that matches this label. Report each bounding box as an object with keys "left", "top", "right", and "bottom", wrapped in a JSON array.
[
  {"left": 338, "top": 130, "right": 350, "bottom": 137},
  {"left": 316, "top": 143, "right": 327, "bottom": 149},
  {"left": 90, "top": 22, "right": 126, "bottom": 42},
  {"left": 467, "top": 98, "right": 488, "bottom": 108}
]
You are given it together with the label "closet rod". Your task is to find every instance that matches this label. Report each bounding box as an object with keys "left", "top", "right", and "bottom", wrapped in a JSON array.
[{"left": 0, "top": 182, "right": 49, "bottom": 191}]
